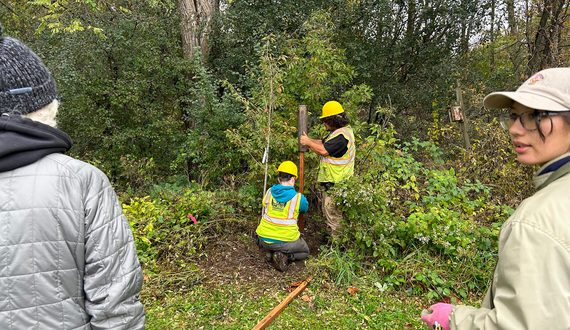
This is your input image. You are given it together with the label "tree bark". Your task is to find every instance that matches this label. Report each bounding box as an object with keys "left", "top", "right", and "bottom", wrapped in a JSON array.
[
  {"left": 506, "top": 0, "right": 518, "bottom": 35},
  {"left": 526, "top": 0, "right": 567, "bottom": 76},
  {"left": 459, "top": 0, "right": 471, "bottom": 66},
  {"left": 178, "top": 0, "right": 219, "bottom": 60},
  {"left": 490, "top": 0, "right": 496, "bottom": 71},
  {"left": 406, "top": 0, "right": 416, "bottom": 39}
]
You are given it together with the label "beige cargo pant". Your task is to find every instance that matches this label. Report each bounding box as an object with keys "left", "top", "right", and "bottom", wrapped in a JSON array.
[{"left": 322, "top": 190, "right": 343, "bottom": 240}]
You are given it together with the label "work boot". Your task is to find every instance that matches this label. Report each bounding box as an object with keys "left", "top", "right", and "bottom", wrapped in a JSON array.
[
  {"left": 265, "top": 251, "right": 273, "bottom": 263},
  {"left": 272, "top": 252, "right": 290, "bottom": 272}
]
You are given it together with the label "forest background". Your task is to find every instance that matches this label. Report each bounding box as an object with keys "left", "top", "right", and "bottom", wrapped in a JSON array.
[{"left": 2, "top": 0, "right": 569, "bottom": 328}]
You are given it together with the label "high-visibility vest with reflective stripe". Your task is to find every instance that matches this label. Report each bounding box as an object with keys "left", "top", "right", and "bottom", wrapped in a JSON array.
[
  {"left": 317, "top": 126, "right": 355, "bottom": 183},
  {"left": 256, "top": 189, "right": 301, "bottom": 242}
]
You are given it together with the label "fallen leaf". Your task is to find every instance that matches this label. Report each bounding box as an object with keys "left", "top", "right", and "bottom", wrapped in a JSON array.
[
  {"left": 290, "top": 280, "right": 304, "bottom": 287},
  {"left": 285, "top": 279, "right": 305, "bottom": 292},
  {"left": 404, "top": 322, "right": 413, "bottom": 327},
  {"left": 347, "top": 287, "right": 360, "bottom": 295},
  {"left": 443, "top": 293, "right": 462, "bottom": 305},
  {"left": 301, "top": 295, "right": 311, "bottom": 302}
]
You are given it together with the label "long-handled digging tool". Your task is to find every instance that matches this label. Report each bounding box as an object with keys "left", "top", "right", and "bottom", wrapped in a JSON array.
[
  {"left": 252, "top": 276, "right": 313, "bottom": 330},
  {"left": 298, "top": 105, "right": 308, "bottom": 234}
]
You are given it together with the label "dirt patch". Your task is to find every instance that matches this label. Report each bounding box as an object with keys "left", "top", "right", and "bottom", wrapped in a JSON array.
[{"left": 195, "top": 214, "right": 327, "bottom": 291}]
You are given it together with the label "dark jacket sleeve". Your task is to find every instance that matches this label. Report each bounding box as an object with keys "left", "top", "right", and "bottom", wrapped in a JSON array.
[{"left": 82, "top": 166, "right": 145, "bottom": 329}]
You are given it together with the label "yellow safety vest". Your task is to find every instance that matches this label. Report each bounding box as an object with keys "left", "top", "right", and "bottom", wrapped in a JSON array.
[
  {"left": 256, "top": 189, "right": 301, "bottom": 243},
  {"left": 317, "top": 126, "right": 355, "bottom": 183}
]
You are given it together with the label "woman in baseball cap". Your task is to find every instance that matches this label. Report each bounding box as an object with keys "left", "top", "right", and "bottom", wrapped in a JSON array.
[{"left": 421, "top": 68, "right": 570, "bottom": 329}]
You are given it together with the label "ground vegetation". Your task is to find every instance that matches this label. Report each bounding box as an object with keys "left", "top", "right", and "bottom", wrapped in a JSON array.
[{"left": 0, "top": 0, "right": 567, "bottom": 327}]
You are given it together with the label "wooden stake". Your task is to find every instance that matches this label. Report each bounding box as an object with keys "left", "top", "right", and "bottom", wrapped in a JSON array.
[
  {"left": 252, "top": 276, "right": 313, "bottom": 330},
  {"left": 455, "top": 80, "right": 471, "bottom": 151},
  {"left": 298, "top": 105, "right": 308, "bottom": 234}
]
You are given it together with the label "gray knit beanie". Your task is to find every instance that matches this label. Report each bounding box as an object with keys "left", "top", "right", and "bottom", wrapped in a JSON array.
[{"left": 0, "top": 23, "right": 57, "bottom": 115}]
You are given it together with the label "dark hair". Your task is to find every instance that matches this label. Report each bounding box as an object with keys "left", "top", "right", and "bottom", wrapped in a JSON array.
[
  {"left": 322, "top": 112, "right": 349, "bottom": 128},
  {"left": 536, "top": 111, "right": 570, "bottom": 141},
  {"left": 278, "top": 172, "right": 294, "bottom": 182}
]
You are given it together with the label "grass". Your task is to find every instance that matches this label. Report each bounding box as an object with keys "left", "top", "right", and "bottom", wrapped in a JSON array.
[
  {"left": 139, "top": 238, "right": 489, "bottom": 329},
  {"left": 142, "top": 281, "right": 426, "bottom": 329},
  {"left": 141, "top": 271, "right": 484, "bottom": 329}
]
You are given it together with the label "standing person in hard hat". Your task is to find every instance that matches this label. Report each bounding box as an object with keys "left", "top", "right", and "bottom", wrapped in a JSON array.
[
  {"left": 256, "top": 161, "right": 310, "bottom": 272},
  {"left": 300, "top": 101, "right": 355, "bottom": 241}
]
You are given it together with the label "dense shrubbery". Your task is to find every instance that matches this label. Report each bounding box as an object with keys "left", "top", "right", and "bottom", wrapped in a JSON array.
[
  {"left": 336, "top": 131, "right": 510, "bottom": 265},
  {"left": 122, "top": 110, "right": 528, "bottom": 302},
  {"left": 123, "top": 183, "right": 258, "bottom": 270},
  {"left": 314, "top": 115, "right": 535, "bottom": 298},
  {"left": 3, "top": 3, "right": 542, "bottom": 307},
  {"left": 120, "top": 11, "right": 533, "bottom": 301}
]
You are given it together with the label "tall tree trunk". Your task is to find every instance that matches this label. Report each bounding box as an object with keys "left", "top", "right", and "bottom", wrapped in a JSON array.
[
  {"left": 506, "top": 0, "right": 518, "bottom": 35},
  {"left": 177, "top": 0, "right": 219, "bottom": 179},
  {"left": 458, "top": 0, "right": 471, "bottom": 67},
  {"left": 460, "top": 20, "right": 469, "bottom": 67},
  {"left": 490, "top": 0, "right": 496, "bottom": 71},
  {"left": 178, "top": 0, "right": 219, "bottom": 60},
  {"left": 399, "top": 0, "right": 416, "bottom": 83},
  {"left": 526, "top": 0, "right": 566, "bottom": 76},
  {"left": 406, "top": 0, "right": 416, "bottom": 39}
]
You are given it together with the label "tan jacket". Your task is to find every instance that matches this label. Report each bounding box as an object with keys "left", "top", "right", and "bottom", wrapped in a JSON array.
[{"left": 451, "top": 153, "right": 570, "bottom": 329}]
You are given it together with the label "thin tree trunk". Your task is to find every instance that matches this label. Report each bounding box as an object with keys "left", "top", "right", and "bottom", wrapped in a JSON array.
[
  {"left": 506, "top": 0, "right": 518, "bottom": 35},
  {"left": 526, "top": 0, "right": 566, "bottom": 76},
  {"left": 490, "top": 0, "right": 496, "bottom": 71},
  {"left": 406, "top": 0, "right": 416, "bottom": 39}
]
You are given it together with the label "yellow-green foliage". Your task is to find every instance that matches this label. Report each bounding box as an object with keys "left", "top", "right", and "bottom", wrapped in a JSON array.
[
  {"left": 123, "top": 186, "right": 253, "bottom": 271},
  {"left": 430, "top": 116, "right": 535, "bottom": 208}
]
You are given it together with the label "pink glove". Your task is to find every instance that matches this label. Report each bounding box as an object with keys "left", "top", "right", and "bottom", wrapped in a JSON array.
[{"left": 420, "top": 303, "right": 454, "bottom": 330}]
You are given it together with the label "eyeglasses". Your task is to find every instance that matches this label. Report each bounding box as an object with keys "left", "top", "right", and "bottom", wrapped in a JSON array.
[{"left": 497, "top": 110, "right": 564, "bottom": 131}]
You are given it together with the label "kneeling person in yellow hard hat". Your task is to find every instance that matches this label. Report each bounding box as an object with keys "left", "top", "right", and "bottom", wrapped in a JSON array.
[
  {"left": 300, "top": 101, "right": 355, "bottom": 241},
  {"left": 256, "top": 161, "right": 310, "bottom": 272}
]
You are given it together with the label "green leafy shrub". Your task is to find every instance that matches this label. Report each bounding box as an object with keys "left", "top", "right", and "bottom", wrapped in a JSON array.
[
  {"left": 123, "top": 184, "right": 255, "bottom": 271},
  {"left": 225, "top": 12, "right": 373, "bottom": 190},
  {"left": 331, "top": 131, "right": 514, "bottom": 296},
  {"left": 426, "top": 112, "right": 535, "bottom": 209}
]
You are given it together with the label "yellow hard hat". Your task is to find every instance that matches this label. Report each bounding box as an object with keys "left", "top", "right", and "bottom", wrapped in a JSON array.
[
  {"left": 277, "top": 161, "right": 298, "bottom": 179},
  {"left": 320, "top": 101, "right": 344, "bottom": 119}
]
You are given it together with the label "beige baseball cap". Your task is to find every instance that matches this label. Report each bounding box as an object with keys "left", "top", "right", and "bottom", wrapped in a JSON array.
[{"left": 483, "top": 67, "right": 570, "bottom": 111}]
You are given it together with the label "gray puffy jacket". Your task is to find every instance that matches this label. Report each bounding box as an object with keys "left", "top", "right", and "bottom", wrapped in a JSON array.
[{"left": 0, "top": 116, "right": 145, "bottom": 329}]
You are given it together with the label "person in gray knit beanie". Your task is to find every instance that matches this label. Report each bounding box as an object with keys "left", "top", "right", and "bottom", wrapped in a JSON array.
[
  {"left": 0, "top": 23, "right": 57, "bottom": 115},
  {"left": 0, "top": 22, "right": 146, "bottom": 329}
]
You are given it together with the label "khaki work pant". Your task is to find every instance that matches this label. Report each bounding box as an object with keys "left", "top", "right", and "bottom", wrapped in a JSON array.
[{"left": 322, "top": 190, "right": 343, "bottom": 239}]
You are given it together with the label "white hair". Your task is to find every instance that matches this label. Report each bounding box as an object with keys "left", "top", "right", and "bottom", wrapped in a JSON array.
[{"left": 23, "top": 99, "right": 59, "bottom": 127}]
